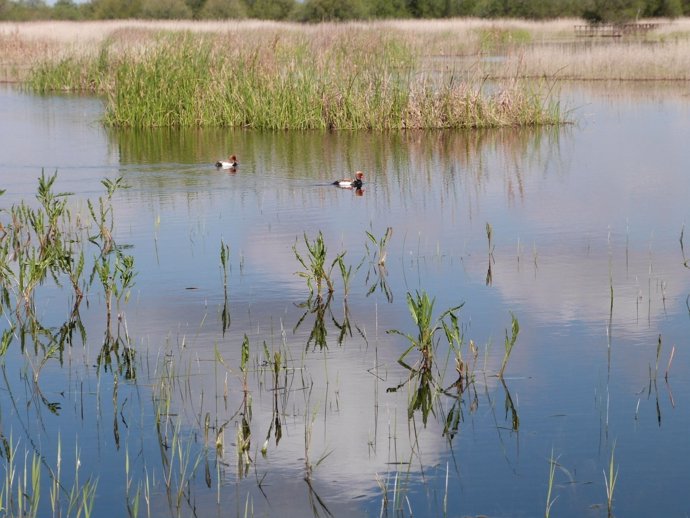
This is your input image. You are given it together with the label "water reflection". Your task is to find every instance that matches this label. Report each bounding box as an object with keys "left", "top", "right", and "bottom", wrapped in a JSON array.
[{"left": 2, "top": 82, "right": 690, "bottom": 518}]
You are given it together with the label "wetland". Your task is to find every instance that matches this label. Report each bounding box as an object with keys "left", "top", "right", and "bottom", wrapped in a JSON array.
[{"left": 1, "top": 19, "right": 690, "bottom": 518}]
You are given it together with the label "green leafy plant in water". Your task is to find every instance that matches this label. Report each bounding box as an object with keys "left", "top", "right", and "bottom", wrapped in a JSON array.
[
  {"left": 293, "top": 231, "right": 336, "bottom": 300},
  {"left": 499, "top": 312, "right": 519, "bottom": 379},
  {"left": 220, "top": 239, "right": 231, "bottom": 334},
  {"left": 366, "top": 226, "right": 393, "bottom": 266},
  {"left": 365, "top": 227, "right": 394, "bottom": 302},
  {"left": 87, "top": 176, "right": 137, "bottom": 378},
  {"left": 387, "top": 291, "right": 464, "bottom": 425},
  {"left": 294, "top": 293, "right": 332, "bottom": 351},
  {"left": 236, "top": 334, "right": 252, "bottom": 477}
]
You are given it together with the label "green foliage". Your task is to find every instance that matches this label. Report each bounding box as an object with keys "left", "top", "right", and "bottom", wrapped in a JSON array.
[
  {"left": 0, "top": 0, "right": 685, "bottom": 21},
  {"left": 387, "top": 291, "right": 464, "bottom": 425},
  {"left": 499, "top": 312, "right": 519, "bottom": 378},
  {"left": 644, "top": 0, "right": 683, "bottom": 17},
  {"left": 140, "top": 0, "right": 192, "bottom": 19},
  {"left": 583, "top": 0, "right": 646, "bottom": 22},
  {"left": 367, "top": 0, "right": 410, "bottom": 18},
  {"left": 90, "top": 0, "right": 141, "bottom": 19},
  {"left": 29, "top": 32, "right": 562, "bottom": 130},
  {"left": 293, "top": 231, "right": 335, "bottom": 299},
  {"left": 245, "top": 0, "right": 295, "bottom": 19},
  {"left": 297, "top": 0, "right": 368, "bottom": 21},
  {"left": 52, "top": 0, "right": 83, "bottom": 19},
  {"left": 198, "top": 0, "right": 247, "bottom": 19}
]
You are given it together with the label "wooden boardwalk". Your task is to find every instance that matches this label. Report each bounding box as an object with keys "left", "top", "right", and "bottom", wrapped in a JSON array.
[{"left": 574, "top": 22, "right": 659, "bottom": 37}]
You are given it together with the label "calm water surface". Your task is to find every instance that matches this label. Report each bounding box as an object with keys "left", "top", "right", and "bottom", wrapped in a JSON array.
[{"left": 1, "top": 83, "right": 690, "bottom": 517}]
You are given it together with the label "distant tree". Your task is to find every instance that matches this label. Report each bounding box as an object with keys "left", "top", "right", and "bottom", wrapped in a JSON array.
[
  {"left": 472, "top": 0, "right": 510, "bottom": 17},
  {"left": 92, "top": 0, "right": 141, "bottom": 18},
  {"left": 3, "top": 0, "right": 51, "bottom": 19},
  {"left": 408, "top": 0, "right": 448, "bottom": 17},
  {"left": 246, "top": 0, "right": 295, "bottom": 19},
  {"left": 198, "top": 0, "right": 247, "bottom": 19},
  {"left": 297, "top": 0, "right": 368, "bottom": 21},
  {"left": 368, "top": 0, "right": 410, "bottom": 18},
  {"left": 581, "top": 0, "right": 646, "bottom": 22},
  {"left": 52, "top": 0, "right": 82, "bottom": 19},
  {"left": 644, "top": 0, "right": 683, "bottom": 17},
  {"left": 185, "top": 0, "right": 205, "bottom": 18},
  {"left": 140, "top": 0, "right": 192, "bottom": 18}
]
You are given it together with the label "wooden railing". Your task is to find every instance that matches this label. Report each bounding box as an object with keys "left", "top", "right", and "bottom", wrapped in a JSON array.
[{"left": 574, "top": 23, "right": 659, "bottom": 37}]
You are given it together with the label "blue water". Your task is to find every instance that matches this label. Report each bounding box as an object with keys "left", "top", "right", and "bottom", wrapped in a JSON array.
[{"left": 1, "top": 82, "right": 689, "bottom": 517}]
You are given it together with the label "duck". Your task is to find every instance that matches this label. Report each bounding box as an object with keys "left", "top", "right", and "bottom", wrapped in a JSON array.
[
  {"left": 332, "top": 171, "right": 364, "bottom": 189},
  {"left": 215, "top": 155, "right": 238, "bottom": 169}
]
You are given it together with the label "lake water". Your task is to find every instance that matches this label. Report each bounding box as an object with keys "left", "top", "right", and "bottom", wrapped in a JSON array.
[{"left": 1, "top": 81, "right": 690, "bottom": 517}]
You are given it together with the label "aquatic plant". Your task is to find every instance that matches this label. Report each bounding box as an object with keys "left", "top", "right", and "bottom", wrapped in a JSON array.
[
  {"left": 499, "top": 312, "right": 520, "bottom": 379},
  {"left": 24, "top": 29, "right": 564, "bottom": 129},
  {"left": 366, "top": 226, "right": 393, "bottom": 267},
  {"left": 293, "top": 231, "right": 336, "bottom": 300},
  {"left": 545, "top": 448, "right": 559, "bottom": 518},
  {"left": 387, "top": 291, "right": 464, "bottom": 424},
  {"left": 219, "top": 239, "right": 231, "bottom": 334},
  {"left": 486, "top": 222, "right": 494, "bottom": 286},
  {"left": 604, "top": 442, "right": 619, "bottom": 517},
  {"left": 0, "top": 435, "right": 98, "bottom": 518}
]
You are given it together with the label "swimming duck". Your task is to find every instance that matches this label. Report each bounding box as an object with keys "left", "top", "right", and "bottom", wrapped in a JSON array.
[
  {"left": 215, "top": 155, "right": 238, "bottom": 169},
  {"left": 332, "top": 171, "right": 364, "bottom": 189}
]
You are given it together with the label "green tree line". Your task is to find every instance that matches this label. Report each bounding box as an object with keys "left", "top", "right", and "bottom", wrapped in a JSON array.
[{"left": 1, "top": 0, "right": 688, "bottom": 22}]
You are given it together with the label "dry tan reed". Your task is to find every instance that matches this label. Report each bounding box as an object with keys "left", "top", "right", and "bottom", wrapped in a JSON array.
[{"left": 3, "top": 18, "right": 690, "bottom": 82}]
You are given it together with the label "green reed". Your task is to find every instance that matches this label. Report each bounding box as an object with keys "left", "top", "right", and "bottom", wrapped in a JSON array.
[
  {"left": 387, "top": 291, "right": 465, "bottom": 424},
  {"left": 499, "top": 312, "right": 520, "bottom": 379},
  {"left": 0, "top": 435, "right": 97, "bottom": 518},
  {"left": 293, "top": 231, "right": 336, "bottom": 300},
  {"left": 545, "top": 448, "right": 559, "bottom": 518},
  {"left": 366, "top": 226, "right": 393, "bottom": 266},
  {"left": 604, "top": 442, "right": 619, "bottom": 517},
  {"left": 27, "top": 31, "right": 563, "bottom": 130}
]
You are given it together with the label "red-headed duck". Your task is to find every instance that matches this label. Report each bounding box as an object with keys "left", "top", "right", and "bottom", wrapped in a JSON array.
[
  {"left": 333, "top": 171, "right": 364, "bottom": 189},
  {"left": 215, "top": 155, "right": 238, "bottom": 169}
]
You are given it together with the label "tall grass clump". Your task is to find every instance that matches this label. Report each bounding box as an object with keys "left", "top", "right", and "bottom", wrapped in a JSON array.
[
  {"left": 387, "top": 291, "right": 465, "bottom": 425},
  {"left": 27, "top": 41, "right": 113, "bottom": 93},
  {"left": 27, "top": 29, "right": 564, "bottom": 130}
]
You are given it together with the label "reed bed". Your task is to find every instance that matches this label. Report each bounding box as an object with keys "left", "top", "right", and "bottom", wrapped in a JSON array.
[
  {"left": 23, "top": 28, "right": 562, "bottom": 129},
  {"left": 500, "top": 38, "right": 690, "bottom": 80},
  {"left": 5, "top": 19, "right": 690, "bottom": 127}
]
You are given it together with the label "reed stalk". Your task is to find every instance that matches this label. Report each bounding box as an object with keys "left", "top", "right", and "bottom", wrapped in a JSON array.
[
  {"left": 545, "top": 448, "right": 559, "bottom": 518},
  {"left": 604, "top": 442, "right": 619, "bottom": 517},
  {"left": 498, "top": 313, "right": 519, "bottom": 379},
  {"left": 293, "top": 231, "right": 335, "bottom": 299}
]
